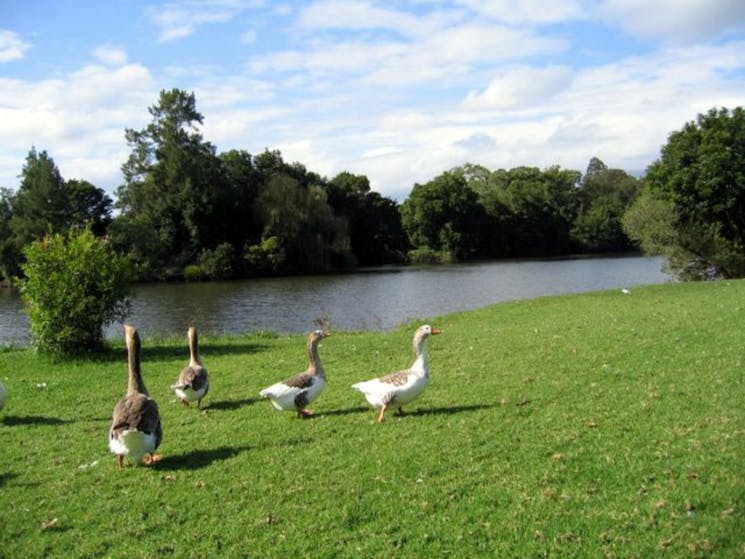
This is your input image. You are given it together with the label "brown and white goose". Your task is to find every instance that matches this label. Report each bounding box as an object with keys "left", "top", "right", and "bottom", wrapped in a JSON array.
[
  {"left": 259, "top": 329, "right": 330, "bottom": 418},
  {"left": 109, "top": 325, "right": 163, "bottom": 469},
  {"left": 352, "top": 324, "right": 442, "bottom": 423},
  {"left": 171, "top": 326, "right": 210, "bottom": 409}
]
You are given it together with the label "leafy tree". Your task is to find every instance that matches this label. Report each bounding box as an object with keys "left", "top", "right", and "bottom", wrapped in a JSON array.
[
  {"left": 254, "top": 173, "right": 350, "bottom": 273},
  {"left": 6, "top": 149, "right": 113, "bottom": 279},
  {"left": 623, "top": 107, "right": 745, "bottom": 279},
  {"left": 490, "top": 166, "right": 580, "bottom": 256},
  {"left": 0, "top": 188, "right": 21, "bottom": 282},
  {"left": 327, "top": 172, "right": 409, "bottom": 266},
  {"left": 400, "top": 171, "right": 485, "bottom": 259},
  {"left": 572, "top": 160, "right": 640, "bottom": 252},
  {"left": 19, "top": 227, "right": 134, "bottom": 355},
  {"left": 452, "top": 164, "right": 513, "bottom": 258},
  {"left": 64, "top": 179, "right": 113, "bottom": 236},
  {"left": 10, "top": 148, "right": 69, "bottom": 246},
  {"left": 219, "top": 149, "right": 262, "bottom": 249},
  {"left": 114, "top": 89, "right": 226, "bottom": 277}
]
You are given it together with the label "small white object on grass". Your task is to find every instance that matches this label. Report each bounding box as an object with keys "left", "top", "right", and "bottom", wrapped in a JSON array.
[{"left": 621, "top": 288, "right": 631, "bottom": 295}]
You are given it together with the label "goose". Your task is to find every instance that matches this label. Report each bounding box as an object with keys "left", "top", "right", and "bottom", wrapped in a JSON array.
[
  {"left": 352, "top": 324, "right": 442, "bottom": 423},
  {"left": 0, "top": 379, "right": 6, "bottom": 411},
  {"left": 171, "top": 326, "right": 210, "bottom": 409},
  {"left": 109, "top": 325, "right": 163, "bottom": 469},
  {"left": 259, "top": 329, "right": 330, "bottom": 418}
]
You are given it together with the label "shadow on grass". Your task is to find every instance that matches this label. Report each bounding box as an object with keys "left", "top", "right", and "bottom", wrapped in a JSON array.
[
  {"left": 407, "top": 403, "right": 499, "bottom": 417},
  {"left": 1, "top": 414, "right": 72, "bottom": 426},
  {"left": 154, "top": 445, "right": 252, "bottom": 471},
  {"left": 206, "top": 397, "right": 260, "bottom": 411},
  {"left": 316, "top": 406, "right": 369, "bottom": 417},
  {"left": 0, "top": 472, "right": 19, "bottom": 487},
  {"left": 90, "top": 342, "right": 271, "bottom": 363}
]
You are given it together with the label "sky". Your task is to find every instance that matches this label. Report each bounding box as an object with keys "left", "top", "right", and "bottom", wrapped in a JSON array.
[{"left": 1, "top": 1, "right": 744, "bottom": 202}]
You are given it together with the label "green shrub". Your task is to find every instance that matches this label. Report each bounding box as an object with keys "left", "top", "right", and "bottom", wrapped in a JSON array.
[
  {"left": 183, "top": 264, "right": 207, "bottom": 281},
  {"left": 19, "top": 227, "right": 134, "bottom": 355},
  {"left": 244, "top": 236, "right": 286, "bottom": 274},
  {"left": 408, "top": 246, "right": 454, "bottom": 264},
  {"left": 197, "top": 242, "right": 235, "bottom": 279}
]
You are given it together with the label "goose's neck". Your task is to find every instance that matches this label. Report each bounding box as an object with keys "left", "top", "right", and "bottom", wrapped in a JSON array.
[
  {"left": 189, "top": 329, "right": 202, "bottom": 367},
  {"left": 411, "top": 336, "right": 429, "bottom": 377},
  {"left": 308, "top": 339, "right": 325, "bottom": 378},
  {"left": 127, "top": 334, "right": 149, "bottom": 396}
]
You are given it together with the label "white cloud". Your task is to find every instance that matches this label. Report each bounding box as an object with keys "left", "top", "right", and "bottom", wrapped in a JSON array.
[
  {"left": 147, "top": 0, "right": 246, "bottom": 42},
  {"left": 464, "top": 65, "right": 573, "bottom": 109},
  {"left": 240, "top": 29, "right": 258, "bottom": 44},
  {"left": 0, "top": 64, "right": 156, "bottom": 193},
  {"left": 297, "top": 0, "right": 458, "bottom": 38},
  {"left": 597, "top": 0, "right": 745, "bottom": 43},
  {"left": 92, "top": 44, "right": 128, "bottom": 66},
  {"left": 454, "top": 0, "right": 586, "bottom": 25},
  {"left": 0, "top": 29, "right": 32, "bottom": 63}
]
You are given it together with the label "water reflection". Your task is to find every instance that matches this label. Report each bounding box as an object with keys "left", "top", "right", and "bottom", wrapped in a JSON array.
[{"left": 0, "top": 255, "right": 669, "bottom": 345}]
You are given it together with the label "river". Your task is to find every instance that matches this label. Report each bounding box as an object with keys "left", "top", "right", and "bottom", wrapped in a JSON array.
[{"left": 0, "top": 255, "right": 670, "bottom": 345}]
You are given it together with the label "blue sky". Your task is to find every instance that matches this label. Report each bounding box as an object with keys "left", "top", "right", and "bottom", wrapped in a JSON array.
[{"left": 1, "top": 1, "right": 744, "bottom": 201}]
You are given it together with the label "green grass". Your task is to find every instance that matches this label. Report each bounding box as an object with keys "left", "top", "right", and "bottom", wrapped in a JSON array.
[{"left": 1, "top": 280, "right": 744, "bottom": 558}]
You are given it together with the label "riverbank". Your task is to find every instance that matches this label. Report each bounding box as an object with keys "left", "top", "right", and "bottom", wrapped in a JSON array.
[{"left": 1, "top": 279, "right": 743, "bottom": 556}]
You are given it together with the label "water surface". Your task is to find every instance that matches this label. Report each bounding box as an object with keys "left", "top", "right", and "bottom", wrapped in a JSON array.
[{"left": 0, "top": 255, "right": 669, "bottom": 345}]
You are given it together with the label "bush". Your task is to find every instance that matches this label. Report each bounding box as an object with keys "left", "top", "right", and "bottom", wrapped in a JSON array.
[
  {"left": 19, "top": 228, "right": 134, "bottom": 355},
  {"left": 408, "top": 246, "right": 454, "bottom": 264},
  {"left": 197, "top": 243, "right": 235, "bottom": 279},
  {"left": 244, "top": 236, "right": 286, "bottom": 274}
]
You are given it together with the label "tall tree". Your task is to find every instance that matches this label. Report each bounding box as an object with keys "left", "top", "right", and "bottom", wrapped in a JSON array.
[
  {"left": 624, "top": 107, "right": 745, "bottom": 279},
  {"left": 113, "top": 89, "right": 226, "bottom": 277},
  {"left": 10, "top": 148, "right": 69, "bottom": 246},
  {"left": 7, "top": 149, "right": 112, "bottom": 278}
]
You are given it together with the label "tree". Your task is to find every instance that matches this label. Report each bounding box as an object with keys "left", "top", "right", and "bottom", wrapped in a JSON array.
[
  {"left": 0, "top": 188, "right": 21, "bottom": 282},
  {"left": 114, "top": 89, "right": 227, "bottom": 277},
  {"left": 6, "top": 149, "right": 113, "bottom": 279},
  {"left": 623, "top": 107, "right": 745, "bottom": 279},
  {"left": 252, "top": 173, "right": 350, "bottom": 273},
  {"left": 400, "top": 171, "right": 485, "bottom": 259},
  {"left": 10, "top": 148, "right": 69, "bottom": 246},
  {"left": 490, "top": 166, "right": 580, "bottom": 256},
  {"left": 65, "top": 179, "right": 113, "bottom": 236},
  {"left": 572, "top": 160, "right": 640, "bottom": 252},
  {"left": 19, "top": 227, "right": 134, "bottom": 355},
  {"left": 326, "top": 172, "right": 408, "bottom": 266}
]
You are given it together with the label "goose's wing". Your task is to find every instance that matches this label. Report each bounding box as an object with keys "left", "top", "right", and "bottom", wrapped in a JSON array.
[
  {"left": 377, "top": 370, "right": 414, "bottom": 387},
  {"left": 172, "top": 364, "right": 208, "bottom": 391},
  {"left": 110, "top": 393, "right": 162, "bottom": 447},
  {"left": 260, "top": 371, "right": 315, "bottom": 398}
]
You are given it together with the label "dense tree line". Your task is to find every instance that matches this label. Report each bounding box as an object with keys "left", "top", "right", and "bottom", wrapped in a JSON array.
[{"left": 6, "top": 90, "right": 738, "bottom": 284}]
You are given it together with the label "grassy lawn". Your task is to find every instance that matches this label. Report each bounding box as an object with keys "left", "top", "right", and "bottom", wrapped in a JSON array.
[{"left": 1, "top": 280, "right": 743, "bottom": 557}]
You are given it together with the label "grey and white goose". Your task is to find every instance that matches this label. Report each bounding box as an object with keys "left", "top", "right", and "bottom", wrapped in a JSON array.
[
  {"left": 259, "top": 329, "right": 330, "bottom": 418},
  {"left": 109, "top": 325, "right": 163, "bottom": 468},
  {"left": 352, "top": 324, "right": 442, "bottom": 423},
  {"left": 171, "top": 326, "right": 210, "bottom": 409}
]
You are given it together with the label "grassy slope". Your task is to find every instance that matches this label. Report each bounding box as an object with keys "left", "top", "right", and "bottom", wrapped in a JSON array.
[{"left": 1, "top": 280, "right": 743, "bottom": 558}]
